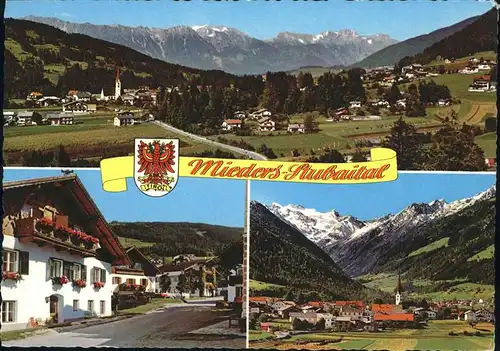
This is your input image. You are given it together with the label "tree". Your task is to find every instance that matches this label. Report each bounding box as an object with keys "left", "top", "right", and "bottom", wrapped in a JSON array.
[
  {"left": 315, "top": 318, "right": 326, "bottom": 330},
  {"left": 303, "top": 113, "right": 317, "bottom": 132},
  {"left": 484, "top": 117, "right": 497, "bottom": 132},
  {"left": 423, "top": 119, "right": 487, "bottom": 171},
  {"left": 283, "top": 289, "right": 295, "bottom": 301},
  {"left": 351, "top": 149, "right": 367, "bottom": 162},
  {"left": 53, "top": 145, "right": 71, "bottom": 167},
  {"left": 177, "top": 272, "right": 189, "bottom": 294},
  {"left": 387, "top": 84, "right": 401, "bottom": 106},
  {"left": 405, "top": 84, "right": 425, "bottom": 117},
  {"left": 307, "top": 149, "right": 345, "bottom": 163},
  {"left": 382, "top": 118, "right": 423, "bottom": 170},
  {"left": 160, "top": 274, "right": 171, "bottom": 293}
]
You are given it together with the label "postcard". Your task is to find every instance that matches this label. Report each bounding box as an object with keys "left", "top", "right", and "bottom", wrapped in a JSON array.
[{"left": 1, "top": 0, "right": 497, "bottom": 350}]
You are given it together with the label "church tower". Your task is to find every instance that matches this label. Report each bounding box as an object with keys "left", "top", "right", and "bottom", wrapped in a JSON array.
[
  {"left": 100, "top": 88, "right": 105, "bottom": 101},
  {"left": 115, "top": 67, "right": 121, "bottom": 99},
  {"left": 395, "top": 274, "right": 403, "bottom": 305}
]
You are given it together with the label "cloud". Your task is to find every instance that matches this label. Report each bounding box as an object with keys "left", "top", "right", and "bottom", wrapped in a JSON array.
[{"left": 55, "top": 12, "right": 74, "bottom": 18}]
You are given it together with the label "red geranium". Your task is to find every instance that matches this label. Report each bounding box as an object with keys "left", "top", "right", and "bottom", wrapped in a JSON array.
[
  {"left": 94, "top": 281, "right": 105, "bottom": 288},
  {"left": 72, "top": 279, "right": 87, "bottom": 288},
  {"left": 2, "top": 272, "right": 22, "bottom": 281},
  {"left": 52, "top": 276, "right": 69, "bottom": 285}
]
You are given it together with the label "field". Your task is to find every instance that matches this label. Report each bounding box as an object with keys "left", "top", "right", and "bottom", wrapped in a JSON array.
[
  {"left": 3, "top": 112, "right": 219, "bottom": 165},
  {"left": 407, "top": 237, "right": 449, "bottom": 258},
  {"left": 468, "top": 245, "right": 494, "bottom": 262},
  {"left": 116, "top": 236, "right": 155, "bottom": 249},
  {"left": 358, "top": 273, "right": 495, "bottom": 301},
  {"left": 212, "top": 113, "right": 442, "bottom": 159},
  {"left": 475, "top": 133, "right": 497, "bottom": 158},
  {"left": 249, "top": 321, "right": 495, "bottom": 350}
]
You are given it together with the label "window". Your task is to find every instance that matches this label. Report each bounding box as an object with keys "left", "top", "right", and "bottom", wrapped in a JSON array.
[
  {"left": 71, "top": 264, "right": 82, "bottom": 281},
  {"left": 140, "top": 278, "right": 148, "bottom": 286},
  {"left": 126, "top": 278, "right": 136, "bottom": 285},
  {"left": 50, "top": 259, "right": 63, "bottom": 277},
  {"left": 2, "top": 250, "right": 18, "bottom": 272},
  {"left": 100, "top": 301, "right": 105, "bottom": 314},
  {"left": 73, "top": 300, "right": 79, "bottom": 311},
  {"left": 87, "top": 300, "right": 94, "bottom": 312},
  {"left": 112, "top": 277, "right": 122, "bottom": 284},
  {"left": 235, "top": 286, "right": 243, "bottom": 297},
  {"left": 1, "top": 301, "right": 16, "bottom": 323},
  {"left": 91, "top": 268, "right": 106, "bottom": 283}
]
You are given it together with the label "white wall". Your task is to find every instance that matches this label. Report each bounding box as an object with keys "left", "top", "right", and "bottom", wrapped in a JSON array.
[
  {"left": 2, "top": 235, "right": 114, "bottom": 331},
  {"left": 111, "top": 273, "right": 156, "bottom": 293}
]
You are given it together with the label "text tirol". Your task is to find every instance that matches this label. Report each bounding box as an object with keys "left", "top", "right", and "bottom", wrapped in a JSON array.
[{"left": 184, "top": 159, "right": 392, "bottom": 183}]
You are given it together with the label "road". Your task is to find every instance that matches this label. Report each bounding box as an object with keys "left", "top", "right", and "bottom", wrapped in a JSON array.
[
  {"left": 153, "top": 120, "right": 268, "bottom": 160},
  {"left": 3, "top": 299, "right": 245, "bottom": 348}
]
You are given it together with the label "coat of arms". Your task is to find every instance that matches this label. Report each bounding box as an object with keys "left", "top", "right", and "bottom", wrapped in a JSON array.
[{"left": 134, "top": 138, "right": 179, "bottom": 197}]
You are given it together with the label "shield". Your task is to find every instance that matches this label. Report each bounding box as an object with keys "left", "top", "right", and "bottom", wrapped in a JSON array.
[{"left": 134, "top": 138, "right": 179, "bottom": 197}]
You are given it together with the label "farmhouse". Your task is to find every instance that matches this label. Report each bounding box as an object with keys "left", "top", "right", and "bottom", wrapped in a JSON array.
[
  {"left": 157, "top": 256, "right": 217, "bottom": 298},
  {"left": 339, "top": 305, "right": 363, "bottom": 320},
  {"left": 17, "top": 111, "right": 39, "bottom": 126},
  {"left": 252, "top": 109, "right": 272, "bottom": 120},
  {"left": 27, "top": 92, "right": 43, "bottom": 101},
  {"left": 45, "top": 113, "right": 75, "bottom": 126},
  {"left": 111, "top": 247, "right": 161, "bottom": 295},
  {"left": 3, "top": 111, "right": 16, "bottom": 125},
  {"left": 469, "top": 75, "right": 492, "bottom": 91},
  {"left": 221, "top": 119, "right": 242, "bottom": 131},
  {"left": 1, "top": 174, "right": 131, "bottom": 331},
  {"left": 478, "top": 64, "right": 491, "bottom": 70},
  {"left": 67, "top": 91, "right": 92, "bottom": 102},
  {"left": 63, "top": 101, "right": 97, "bottom": 113},
  {"left": 258, "top": 117, "right": 276, "bottom": 132},
  {"left": 114, "top": 113, "right": 135, "bottom": 127},
  {"left": 37, "top": 96, "right": 61, "bottom": 107},
  {"left": 287, "top": 123, "right": 305, "bottom": 133},
  {"left": 233, "top": 111, "right": 246, "bottom": 119}
]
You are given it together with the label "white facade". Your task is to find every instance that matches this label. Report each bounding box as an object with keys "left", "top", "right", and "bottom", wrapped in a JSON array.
[
  {"left": 464, "top": 311, "right": 477, "bottom": 322},
  {"left": 316, "top": 313, "right": 334, "bottom": 329},
  {"left": 114, "top": 116, "right": 135, "bottom": 127},
  {"left": 2, "top": 235, "right": 113, "bottom": 332},
  {"left": 111, "top": 272, "right": 156, "bottom": 293},
  {"left": 221, "top": 120, "right": 242, "bottom": 131},
  {"left": 115, "top": 77, "right": 122, "bottom": 100}
]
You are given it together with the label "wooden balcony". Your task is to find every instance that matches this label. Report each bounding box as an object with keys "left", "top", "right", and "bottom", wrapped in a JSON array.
[{"left": 16, "top": 217, "right": 98, "bottom": 257}]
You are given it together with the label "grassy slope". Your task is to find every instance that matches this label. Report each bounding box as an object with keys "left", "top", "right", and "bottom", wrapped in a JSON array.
[{"left": 408, "top": 237, "right": 450, "bottom": 258}]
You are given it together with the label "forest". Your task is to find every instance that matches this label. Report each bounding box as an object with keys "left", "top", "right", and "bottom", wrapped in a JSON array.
[
  {"left": 395, "top": 8, "right": 497, "bottom": 68},
  {"left": 109, "top": 221, "right": 243, "bottom": 260}
]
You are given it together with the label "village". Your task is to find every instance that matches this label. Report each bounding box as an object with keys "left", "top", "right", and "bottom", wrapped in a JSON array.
[
  {"left": 248, "top": 277, "right": 495, "bottom": 349},
  {"left": 2, "top": 52, "right": 497, "bottom": 169},
  {"left": 1, "top": 173, "right": 245, "bottom": 348}
]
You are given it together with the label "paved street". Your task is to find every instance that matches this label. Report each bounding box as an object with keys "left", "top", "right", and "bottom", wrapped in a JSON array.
[
  {"left": 3, "top": 299, "right": 245, "bottom": 348},
  {"left": 153, "top": 120, "right": 268, "bottom": 160}
]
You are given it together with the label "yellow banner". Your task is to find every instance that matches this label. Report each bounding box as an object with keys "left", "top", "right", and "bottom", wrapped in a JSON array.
[{"left": 100, "top": 147, "right": 398, "bottom": 192}]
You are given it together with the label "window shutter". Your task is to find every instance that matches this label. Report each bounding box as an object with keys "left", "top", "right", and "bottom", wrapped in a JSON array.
[
  {"left": 47, "top": 258, "right": 53, "bottom": 280},
  {"left": 19, "top": 251, "right": 29, "bottom": 275},
  {"left": 90, "top": 267, "right": 95, "bottom": 283},
  {"left": 100, "top": 269, "right": 106, "bottom": 283},
  {"left": 82, "top": 265, "right": 87, "bottom": 281}
]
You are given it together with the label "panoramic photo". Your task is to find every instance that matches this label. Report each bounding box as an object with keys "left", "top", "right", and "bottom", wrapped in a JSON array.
[
  {"left": 248, "top": 172, "right": 495, "bottom": 350},
  {"left": 1, "top": 169, "right": 246, "bottom": 348},
  {"left": 2, "top": 1, "right": 497, "bottom": 170}
]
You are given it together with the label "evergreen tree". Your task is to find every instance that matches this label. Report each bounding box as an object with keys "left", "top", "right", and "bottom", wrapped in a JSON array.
[
  {"left": 405, "top": 84, "right": 425, "bottom": 117},
  {"left": 382, "top": 118, "right": 423, "bottom": 170},
  {"left": 387, "top": 84, "right": 401, "bottom": 106}
]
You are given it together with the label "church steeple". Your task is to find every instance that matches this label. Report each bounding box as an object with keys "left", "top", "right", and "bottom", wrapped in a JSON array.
[
  {"left": 395, "top": 273, "right": 403, "bottom": 305},
  {"left": 115, "top": 66, "right": 122, "bottom": 99}
]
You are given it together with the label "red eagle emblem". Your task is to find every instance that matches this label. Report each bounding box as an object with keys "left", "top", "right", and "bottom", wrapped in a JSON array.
[{"left": 137, "top": 140, "right": 176, "bottom": 185}]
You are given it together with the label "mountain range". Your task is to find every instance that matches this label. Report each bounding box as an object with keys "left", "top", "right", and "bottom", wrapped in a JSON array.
[
  {"left": 257, "top": 185, "right": 495, "bottom": 289},
  {"left": 250, "top": 201, "right": 366, "bottom": 300},
  {"left": 22, "top": 16, "right": 397, "bottom": 75}
]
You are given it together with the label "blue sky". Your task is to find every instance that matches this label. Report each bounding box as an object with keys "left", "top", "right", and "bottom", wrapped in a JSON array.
[
  {"left": 5, "top": 0, "right": 492, "bottom": 41},
  {"left": 251, "top": 172, "right": 496, "bottom": 221},
  {"left": 3, "top": 168, "right": 245, "bottom": 227}
]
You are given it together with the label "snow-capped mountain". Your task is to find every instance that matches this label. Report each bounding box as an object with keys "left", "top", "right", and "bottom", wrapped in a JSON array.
[
  {"left": 22, "top": 16, "right": 397, "bottom": 75},
  {"left": 266, "top": 185, "right": 495, "bottom": 277}
]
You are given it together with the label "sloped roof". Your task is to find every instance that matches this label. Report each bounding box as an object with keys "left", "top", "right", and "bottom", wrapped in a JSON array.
[
  {"left": 3, "top": 174, "right": 130, "bottom": 266},
  {"left": 159, "top": 257, "right": 213, "bottom": 273}
]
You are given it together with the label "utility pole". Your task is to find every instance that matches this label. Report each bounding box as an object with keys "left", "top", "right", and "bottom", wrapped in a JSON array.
[{"left": 242, "top": 180, "right": 250, "bottom": 341}]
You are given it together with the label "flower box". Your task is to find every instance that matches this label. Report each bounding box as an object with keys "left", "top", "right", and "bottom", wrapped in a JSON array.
[
  {"left": 52, "top": 276, "right": 69, "bottom": 286},
  {"left": 72, "top": 279, "right": 87, "bottom": 288},
  {"left": 54, "top": 228, "right": 70, "bottom": 242},
  {"left": 94, "top": 281, "right": 105, "bottom": 289},
  {"left": 2, "top": 272, "right": 22, "bottom": 282}
]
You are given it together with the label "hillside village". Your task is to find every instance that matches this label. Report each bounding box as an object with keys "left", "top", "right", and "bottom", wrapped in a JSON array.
[{"left": 249, "top": 269, "right": 495, "bottom": 348}]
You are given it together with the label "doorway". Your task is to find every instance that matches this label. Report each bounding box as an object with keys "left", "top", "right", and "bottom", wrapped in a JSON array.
[{"left": 49, "top": 295, "right": 59, "bottom": 323}]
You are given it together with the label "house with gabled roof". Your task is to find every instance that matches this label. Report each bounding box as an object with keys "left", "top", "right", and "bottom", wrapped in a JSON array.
[{"left": 2, "top": 174, "right": 130, "bottom": 331}]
